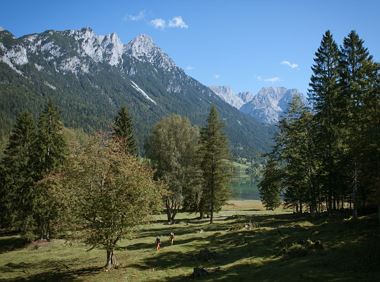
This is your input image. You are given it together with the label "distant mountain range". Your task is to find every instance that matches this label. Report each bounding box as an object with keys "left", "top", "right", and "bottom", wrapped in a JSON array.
[
  {"left": 0, "top": 27, "right": 276, "bottom": 159},
  {"left": 210, "top": 86, "right": 306, "bottom": 124}
]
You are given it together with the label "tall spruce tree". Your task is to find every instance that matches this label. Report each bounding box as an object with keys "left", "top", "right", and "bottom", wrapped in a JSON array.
[
  {"left": 112, "top": 106, "right": 138, "bottom": 156},
  {"left": 33, "top": 101, "right": 66, "bottom": 239},
  {"left": 34, "top": 101, "right": 66, "bottom": 177},
  {"left": 371, "top": 66, "right": 380, "bottom": 224},
  {"left": 0, "top": 112, "right": 36, "bottom": 230},
  {"left": 308, "top": 30, "right": 343, "bottom": 212},
  {"left": 277, "top": 97, "right": 317, "bottom": 213},
  {"left": 339, "top": 31, "right": 377, "bottom": 219},
  {"left": 198, "top": 106, "right": 231, "bottom": 223}
]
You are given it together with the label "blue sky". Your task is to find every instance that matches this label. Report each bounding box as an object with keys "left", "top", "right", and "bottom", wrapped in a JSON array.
[{"left": 1, "top": 0, "right": 379, "bottom": 94}]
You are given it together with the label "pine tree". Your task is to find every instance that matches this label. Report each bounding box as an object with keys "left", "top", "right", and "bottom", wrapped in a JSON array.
[
  {"left": 308, "top": 30, "right": 343, "bottom": 212},
  {"left": 198, "top": 106, "right": 231, "bottom": 223},
  {"left": 371, "top": 66, "right": 380, "bottom": 224},
  {"left": 277, "top": 97, "right": 317, "bottom": 213},
  {"left": 0, "top": 112, "right": 36, "bottom": 229},
  {"left": 34, "top": 101, "right": 66, "bottom": 177},
  {"left": 339, "top": 31, "right": 377, "bottom": 219},
  {"left": 33, "top": 101, "right": 66, "bottom": 239},
  {"left": 258, "top": 155, "right": 282, "bottom": 210},
  {"left": 112, "top": 106, "right": 138, "bottom": 156}
]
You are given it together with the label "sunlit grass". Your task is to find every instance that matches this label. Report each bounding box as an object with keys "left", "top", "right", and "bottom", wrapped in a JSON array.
[{"left": 0, "top": 201, "right": 379, "bottom": 281}]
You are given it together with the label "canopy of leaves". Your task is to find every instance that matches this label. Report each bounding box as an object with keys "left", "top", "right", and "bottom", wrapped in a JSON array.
[{"left": 65, "top": 136, "right": 164, "bottom": 251}]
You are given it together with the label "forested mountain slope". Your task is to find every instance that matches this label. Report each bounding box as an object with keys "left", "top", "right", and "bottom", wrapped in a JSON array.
[{"left": 0, "top": 28, "right": 275, "bottom": 158}]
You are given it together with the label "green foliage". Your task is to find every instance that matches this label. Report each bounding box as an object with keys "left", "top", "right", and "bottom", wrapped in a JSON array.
[
  {"left": 146, "top": 115, "right": 200, "bottom": 222},
  {"left": 309, "top": 31, "right": 344, "bottom": 211},
  {"left": 262, "top": 31, "right": 379, "bottom": 219},
  {"left": 28, "top": 102, "right": 67, "bottom": 239},
  {"left": 198, "top": 106, "right": 231, "bottom": 223},
  {"left": 339, "top": 31, "right": 379, "bottom": 218},
  {"left": 32, "top": 171, "right": 71, "bottom": 240},
  {"left": 259, "top": 156, "right": 282, "bottom": 210},
  {"left": 112, "top": 106, "right": 138, "bottom": 156},
  {"left": 278, "top": 97, "right": 317, "bottom": 212},
  {"left": 34, "top": 101, "right": 66, "bottom": 178},
  {"left": 0, "top": 102, "right": 67, "bottom": 238},
  {"left": 64, "top": 135, "right": 164, "bottom": 268},
  {"left": 0, "top": 112, "right": 36, "bottom": 229}
]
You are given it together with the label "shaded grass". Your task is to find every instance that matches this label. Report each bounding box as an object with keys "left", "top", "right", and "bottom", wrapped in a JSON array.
[{"left": 0, "top": 200, "right": 379, "bottom": 281}]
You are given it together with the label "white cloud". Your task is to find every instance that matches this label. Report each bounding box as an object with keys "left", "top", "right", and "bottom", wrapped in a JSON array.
[
  {"left": 125, "top": 10, "right": 146, "bottom": 21},
  {"left": 150, "top": 18, "right": 166, "bottom": 29},
  {"left": 0, "top": 26, "right": 5, "bottom": 31},
  {"left": 281, "top": 60, "right": 299, "bottom": 69},
  {"left": 149, "top": 16, "right": 188, "bottom": 30},
  {"left": 186, "top": 66, "right": 194, "bottom": 71},
  {"left": 168, "top": 16, "right": 188, "bottom": 29},
  {"left": 256, "top": 75, "right": 263, "bottom": 81},
  {"left": 214, "top": 74, "right": 220, "bottom": 79},
  {"left": 264, "top": 76, "right": 280, "bottom": 82}
]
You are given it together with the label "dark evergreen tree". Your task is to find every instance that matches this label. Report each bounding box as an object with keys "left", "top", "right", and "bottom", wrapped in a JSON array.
[
  {"left": 0, "top": 112, "right": 36, "bottom": 230},
  {"left": 258, "top": 155, "right": 282, "bottom": 210},
  {"left": 198, "top": 106, "right": 231, "bottom": 223},
  {"left": 339, "top": 31, "right": 377, "bottom": 219},
  {"left": 276, "top": 97, "right": 317, "bottom": 213},
  {"left": 34, "top": 101, "right": 66, "bottom": 177},
  {"left": 112, "top": 106, "right": 138, "bottom": 156},
  {"left": 308, "top": 30, "right": 344, "bottom": 212},
  {"left": 33, "top": 101, "right": 66, "bottom": 239}
]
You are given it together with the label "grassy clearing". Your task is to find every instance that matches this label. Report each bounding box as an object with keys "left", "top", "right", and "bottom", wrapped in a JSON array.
[{"left": 0, "top": 200, "right": 379, "bottom": 281}]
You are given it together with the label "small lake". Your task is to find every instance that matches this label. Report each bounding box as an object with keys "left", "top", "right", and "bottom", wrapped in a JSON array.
[{"left": 231, "top": 181, "right": 260, "bottom": 200}]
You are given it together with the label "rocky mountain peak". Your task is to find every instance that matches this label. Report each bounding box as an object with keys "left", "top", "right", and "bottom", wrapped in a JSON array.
[
  {"left": 237, "top": 91, "right": 254, "bottom": 103},
  {"left": 240, "top": 87, "right": 305, "bottom": 124},
  {"left": 125, "top": 34, "right": 176, "bottom": 71},
  {"left": 209, "top": 86, "right": 244, "bottom": 109}
]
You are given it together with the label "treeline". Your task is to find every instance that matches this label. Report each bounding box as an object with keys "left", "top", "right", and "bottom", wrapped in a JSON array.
[
  {"left": 259, "top": 31, "right": 379, "bottom": 221},
  {"left": 0, "top": 103, "right": 231, "bottom": 268}
]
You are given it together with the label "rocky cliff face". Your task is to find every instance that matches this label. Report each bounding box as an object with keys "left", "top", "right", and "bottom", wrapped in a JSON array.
[{"left": 209, "top": 85, "right": 305, "bottom": 124}]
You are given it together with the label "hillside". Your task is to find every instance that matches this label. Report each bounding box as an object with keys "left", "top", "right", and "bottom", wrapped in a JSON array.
[{"left": 0, "top": 28, "right": 275, "bottom": 159}]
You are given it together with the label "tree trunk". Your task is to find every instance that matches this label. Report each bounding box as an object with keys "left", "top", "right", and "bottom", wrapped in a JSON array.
[
  {"left": 327, "top": 194, "right": 331, "bottom": 213},
  {"left": 333, "top": 195, "right": 336, "bottom": 211},
  {"left": 170, "top": 213, "right": 176, "bottom": 224},
  {"left": 352, "top": 163, "right": 358, "bottom": 220},
  {"left": 106, "top": 249, "right": 114, "bottom": 270},
  {"left": 166, "top": 211, "right": 172, "bottom": 223},
  {"left": 165, "top": 199, "right": 172, "bottom": 223},
  {"left": 378, "top": 205, "right": 380, "bottom": 225}
]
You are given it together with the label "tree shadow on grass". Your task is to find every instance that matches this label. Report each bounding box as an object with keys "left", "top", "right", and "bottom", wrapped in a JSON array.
[
  {"left": 0, "top": 236, "right": 28, "bottom": 254},
  {"left": 140, "top": 213, "right": 380, "bottom": 281},
  {"left": 0, "top": 259, "right": 103, "bottom": 282},
  {"left": 121, "top": 235, "right": 207, "bottom": 251},
  {"left": 139, "top": 224, "right": 202, "bottom": 239}
]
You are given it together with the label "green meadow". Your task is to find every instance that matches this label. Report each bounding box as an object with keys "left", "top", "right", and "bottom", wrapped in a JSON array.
[{"left": 1, "top": 200, "right": 378, "bottom": 282}]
